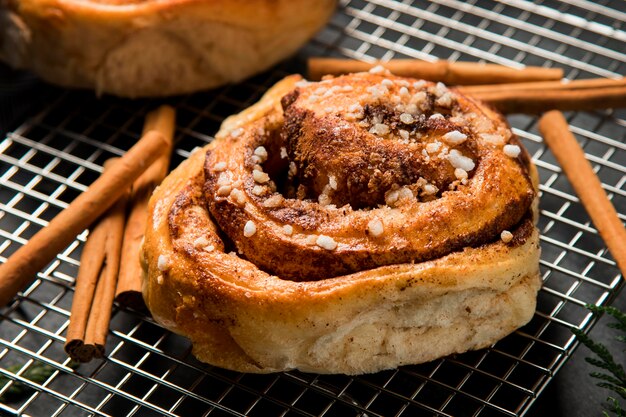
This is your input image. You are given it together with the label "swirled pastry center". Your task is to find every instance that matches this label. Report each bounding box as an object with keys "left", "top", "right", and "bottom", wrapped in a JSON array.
[
  {"left": 202, "top": 72, "right": 535, "bottom": 281},
  {"left": 282, "top": 78, "right": 480, "bottom": 208}
]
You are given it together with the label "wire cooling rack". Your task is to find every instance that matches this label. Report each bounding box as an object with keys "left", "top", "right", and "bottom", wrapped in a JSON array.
[{"left": 1, "top": 0, "right": 625, "bottom": 416}]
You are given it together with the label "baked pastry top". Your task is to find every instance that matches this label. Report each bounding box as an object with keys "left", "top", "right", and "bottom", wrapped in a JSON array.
[
  {"left": 0, "top": 0, "right": 336, "bottom": 97},
  {"left": 141, "top": 70, "right": 542, "bottom": 374}
]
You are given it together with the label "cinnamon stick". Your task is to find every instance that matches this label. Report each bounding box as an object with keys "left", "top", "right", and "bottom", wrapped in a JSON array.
[
  {"left": 116, "top": 105, "right": 175, "bottom": 310},
  {"left": 307, "top": 58, "right": 563, "bottom": 84},
  {"left": 538, "top": 111, "right": 626, "bottom": 276},
  {"left": 64, "top": 217, "right": 108, "bottom": 362},
  {"left": 459, "top": 77, "right": 626, "bottom": 95},
  {"left": 65, "top": 159, "right": 127, "bottom": 362},
  {"left": 0, "top": 130, "right": 168, "bottom": 306},
  {"left": 466, "top": 84, "right": 626, "bottom": 114},
  {"left": 83, "top": 183, "right": 128, "bottom": 358}
]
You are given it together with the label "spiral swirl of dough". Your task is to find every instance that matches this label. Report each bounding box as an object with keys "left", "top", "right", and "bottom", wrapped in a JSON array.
[{"left": 203, "top": 72, "right": 535, "bottom": 280}]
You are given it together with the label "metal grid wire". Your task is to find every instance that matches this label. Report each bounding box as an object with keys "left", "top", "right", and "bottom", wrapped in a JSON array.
[{"left": 1, "top": 0, "right": 625, "bottom": 415}]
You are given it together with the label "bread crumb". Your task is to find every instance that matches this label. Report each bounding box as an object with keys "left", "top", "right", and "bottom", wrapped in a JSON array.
[
  {"left": 252, "top": 185, "right": 266, "bottom": 196},
  {"left": 426, "top": 141, "right": 442, "bottom": 153},
  {"left": 214, "top": 162, "right": 227, "bottom": 171},
  {"left": 454, "top": 168, "right": 468, "bottom": 180},
  {"left": 263, "top": 194, "right": 284, "bottom": 208},
  {"left": 422, "top": 183, "right": 438, "bottom": 195},
  {"left": 316, "top": 235, "right": 338, "bottom": 250},
  {"left": 480, "top": 133, "right": 504, "bottom": 145},
  {"left": 329, "top": 175, "right": 338, "bottom": 190},
  {"left": 398, "top": 187, "right": 413, "bottom": 200},
  {"left": 370, "top": 123, "right": 390, "bottom": 136},
  {"left": 434, "top": 82, "right": 448, "bottom": 97},
  {"left": 442, "top": 130, "right": 467, "bottom": 145},
  {"left": 411, "top": 91, "right": 427, "bottom": 105},
  {"left": 318, "top": 192, "right": 332, "bottom": 206},
  {"left": 157, "top": 275, "right": 164, "bottom": 285},
  {"left": 157, "top": 255, "right": 170, "bottom": 272},
  {"left": 400, "top": 113, "right": 415, "bottom": 124},
  {"left": 436, "top": 92, "right": 454, "bottom": 107},
  {"left": 217, "top": 185, "right": 232, "bottom": 197},
  {"left": 347, "top": 103, "right": 364, "bottom": 119},
  {"left": 280, "top": 147, "right": 288, "bottom": 159},
  {"left": 447, "top": 149, "right": 475, "bottom": 171},
  {"left": 217, "top": 172, "right": 231, "bottom": 187},
  {"left": 367, "top": 85, "right": 388, "bottom": 99},
  {"left": 385, "top": 189, "right": 399, "bottom": 206},
  {"left": 503, "top": 144, "right": 521, "bottom": 158},
  {"left": 283, "top": 225, "right": 293, "bottom": 235},
  {"left": 254, "top": 146, "right": 268, "bottom": 163},
  {"left": 204, "top": 245, "right": 215, "bottom": 252},
  {"left": 231, "top": 128, "right": 244, "bottom": 138},
  {"left": 243, "top": 220, "right": 256, "bottom": 237},
  {"left": 193, "top": 236, "right": 210, "bottom": 248},
  {"left": 501, "top": 230, "right": 513, "bottom": 243},
  {"left": 369, "top": 65, "right": 387, "bottom": 74},
  {"left": 230, "top": 188, "right": 246, "bottom": 206},
  {"left": 253, "top": 169, "right": 270, "bottom": 184},
  {"left": 367, "top": 218, "right": 384, "bottom": 237},
  {"left": 288, "top": 162, "right": 298, "bottom": 177}
]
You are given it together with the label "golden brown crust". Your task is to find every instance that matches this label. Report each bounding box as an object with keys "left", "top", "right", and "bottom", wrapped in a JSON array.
[
  {"left": 0, "top": 0, "right": 336, "bottom": 97},
  {"left": 142, "top": 72, "right": 542, "bottom": 374}
]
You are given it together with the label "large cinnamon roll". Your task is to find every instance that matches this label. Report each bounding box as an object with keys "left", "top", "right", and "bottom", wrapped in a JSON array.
[{"left": 142, "top": 70, "right": 541, "bottom": 375}]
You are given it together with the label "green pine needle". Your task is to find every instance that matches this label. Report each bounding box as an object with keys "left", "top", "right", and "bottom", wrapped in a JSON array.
[
  {"left": 572, "top": 304, "right": 626, "bottom": 416},
  {"left": 607, "top": 397, "right": 626, "bottom": 417},
  {"left": 587, "top": 305, "right": 626, "bottom": 330},
  {"left": 596, "top": 383, "right": 626, "bottom": 400},
  {"left": 586, "top": 357, "right": 626, "bottom": 380},
  {"left": 0, "top": 360, "right": 78, "bottom": 403},
  {"left": 592, "top": 372, "right": 626, "bottom": 390}
]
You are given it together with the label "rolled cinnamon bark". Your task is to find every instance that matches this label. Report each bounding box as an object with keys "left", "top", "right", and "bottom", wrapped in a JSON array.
[
  {"left": 538, "top": 111, "right": 626, "bottom": 276},
  {"left": 116, "top": 106, "right": 175, "bottom": 310},
  {"left": 64, "top": 218, "right": 108, "bottom": 362},
  {"left": 307, "top": 58, "right": 563, "bottom": 84},
  {"left": 84, "top": 187, "right": 128, "bottom": 358},
  {"left": 458, "top": 76, "right": 626, "bottom": 95},
  {"left": 470, "top": 85, "right": 626, "bottom": 113},
  {"left": 0, "top": 130, "right": 168, "bottom": 306},
  {"left": 65, "top": 158, "right": 127, "bottom": 362}
]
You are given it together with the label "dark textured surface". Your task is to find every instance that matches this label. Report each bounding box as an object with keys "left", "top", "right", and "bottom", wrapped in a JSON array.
[
  {"left": 530, "top": 293, "right": 626, "bottom": 417},
  {"left": 0, "top": 0, "right": 625, "bottom": 414},
  {"left": 0, "top": 66, "right": 43, "bottom": 136}
]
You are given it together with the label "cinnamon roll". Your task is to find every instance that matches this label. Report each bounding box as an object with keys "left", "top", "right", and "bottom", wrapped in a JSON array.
[
  {"left": 142, "top": 70, "right": 541, "bottom": 375},
  {"left": 1, "top": 0, "right": 335, "bottom": 97}
]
